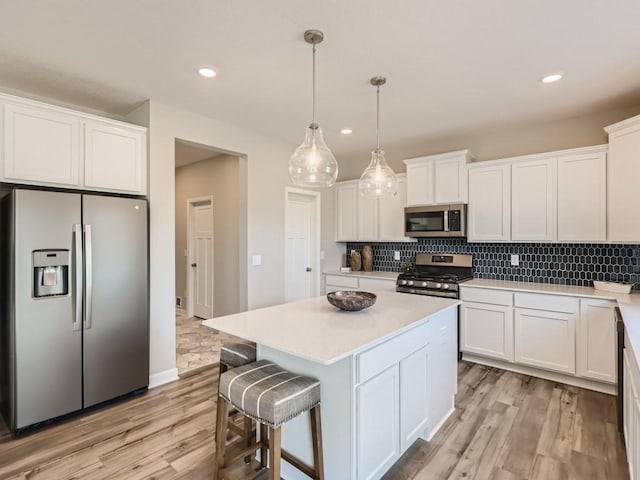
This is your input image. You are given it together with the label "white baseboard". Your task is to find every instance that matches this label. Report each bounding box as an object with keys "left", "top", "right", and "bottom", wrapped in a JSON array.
[
  {"left": 425, "top": 405, "right": 456, "bottom": 441},
  {"left": 176, "top": 308, "right": 187, "bottom": 317},
  {"left": 462, "top": 353, "right": 616, "bottom": 395},
  {"left": 148, "top": 368, "right": 179, "bottom": 389}
]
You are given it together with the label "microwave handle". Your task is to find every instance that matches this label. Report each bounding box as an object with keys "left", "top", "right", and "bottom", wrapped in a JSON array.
[{"left": 444, "top": 210, "right": 450, "bottom": 232}]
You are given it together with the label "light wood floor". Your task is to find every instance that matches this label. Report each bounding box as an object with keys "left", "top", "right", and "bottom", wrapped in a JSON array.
[{"left": 0, "top": 362, "right": 628, "bottom": 480}]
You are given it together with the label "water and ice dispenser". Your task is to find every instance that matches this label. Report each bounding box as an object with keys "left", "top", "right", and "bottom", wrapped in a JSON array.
[{"left": 33, "top": 249, "right": 69, "bottom": 298}]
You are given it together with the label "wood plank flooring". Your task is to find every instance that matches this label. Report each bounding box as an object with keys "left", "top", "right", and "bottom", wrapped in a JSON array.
[{"left": 0, "top": 362, "right": 628, "bottom": 480}]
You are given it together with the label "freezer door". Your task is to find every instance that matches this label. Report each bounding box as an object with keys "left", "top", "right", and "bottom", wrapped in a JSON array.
[
  {"left": 82, "top": 195, "right": 148, "bottom": 407},
  {"left": 14, "top": 189, "right": 82, "bottom": 429}
]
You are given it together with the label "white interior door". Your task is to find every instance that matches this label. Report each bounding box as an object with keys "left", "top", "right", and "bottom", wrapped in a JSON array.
[
  {"left": 285, "top": 190, "right": 319, "bottom": 302},
  {"left": 192, "top": 202, "right": 213, "bottom": 318}
]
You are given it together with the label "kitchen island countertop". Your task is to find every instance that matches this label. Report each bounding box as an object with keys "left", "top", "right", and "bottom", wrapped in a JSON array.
[{"left": 203, "top": 290, "right": 459, "bottom": 365}]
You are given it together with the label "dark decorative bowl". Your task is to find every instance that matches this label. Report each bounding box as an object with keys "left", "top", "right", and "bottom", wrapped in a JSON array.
[{"left": 327, "top": 291, "right": 377, "bottom": 311}]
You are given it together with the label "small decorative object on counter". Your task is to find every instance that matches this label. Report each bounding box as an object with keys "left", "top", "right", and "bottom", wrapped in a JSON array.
[
  {"left": 350, "top": 250, "right": 362, "bottom": 271},
  {"left": 400, "top": 261, "right": 414, "bottom": 273},
  {"left": 362, "top": 245, "right": 373, "bottom": 272},
  {"left": 327, "top": 291, "right": 377, "bottom": 311}
]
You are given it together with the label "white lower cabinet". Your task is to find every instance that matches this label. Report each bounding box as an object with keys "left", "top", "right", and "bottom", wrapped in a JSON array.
[
  {"left": 460, "top": 286, "right": 618, "bottom": 391},
  {"left": 354, "top": 307, "right": 457, "bottom": 480},
  {"left": 514, "top": 308, "right": 576, "bottom": 374},
  {"left": 578, "top": 299, "right": 616, "bottom": 383},
  {"left": 399, "top": 346, "right": 429, "bottom": 451},
  {"left": 356, "top": 365, "right": 400, "bottom": 480},
  {"left": 624, "top": 345, "right": 640, "bottom": 480},
  {"left": 461, "top": 302, "right": 513, "bottom": 361},
  {"left": 323, "top": 274, "right": 396, "bottom": 295}
]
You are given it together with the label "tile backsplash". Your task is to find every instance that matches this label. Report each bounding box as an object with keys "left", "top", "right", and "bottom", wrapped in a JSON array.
[{"left": 345, "top": 239, "right": 640, "bottom": 290}]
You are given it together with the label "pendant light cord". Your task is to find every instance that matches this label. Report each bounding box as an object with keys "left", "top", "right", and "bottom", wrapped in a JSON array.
[
  {"left": 312, "top": 43, "right": 316, "bottom": 127},
  {"left": 376, "top": 85, "right": 380, "bottom": 151}
]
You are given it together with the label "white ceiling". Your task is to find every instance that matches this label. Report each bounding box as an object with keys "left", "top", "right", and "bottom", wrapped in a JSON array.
[{"left": 2, "top": 1, "right": 640, "bottom": 169}]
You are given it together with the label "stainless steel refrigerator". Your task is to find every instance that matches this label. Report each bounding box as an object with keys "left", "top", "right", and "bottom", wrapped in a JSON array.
[{"left": 0, "top": 188, "right": 149, "bottom": 432}]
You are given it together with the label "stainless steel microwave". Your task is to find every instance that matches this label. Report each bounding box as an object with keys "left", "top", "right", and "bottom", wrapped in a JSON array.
[{"left": 404, "top": 204, "right": 467, "bottom": 237}]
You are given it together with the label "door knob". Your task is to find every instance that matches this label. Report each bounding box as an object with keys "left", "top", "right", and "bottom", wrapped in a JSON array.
[
  {"left": 191, "top": 263, "right": 197, "bottom": 268},
  {"left": 306, "top": 267, "right": 312, "bottom": 272}
]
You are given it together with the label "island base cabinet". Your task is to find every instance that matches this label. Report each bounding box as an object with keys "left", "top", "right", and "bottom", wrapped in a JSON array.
[
  {"left": 400, "top": 346, "right": 429, "bottom": 452},
  {"left": 356, "top": 365, "right": 400, "bottom": 480},
  {"left": 514, "top": 308, "right": 576, "bottom": 374},
  {"left": 460, "top": 302, "right": 514, "bottom": 362},
  {"left": 624, "top": 345, "right": 640, "bottom": 480}
]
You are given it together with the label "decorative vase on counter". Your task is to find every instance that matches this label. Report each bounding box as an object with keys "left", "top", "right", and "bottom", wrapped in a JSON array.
[
  {"left": 350, "top": 250, "right": 362, "bottom": 271},
  {"left": 362, "top": 245, "right": 373, "bottom": 272}
]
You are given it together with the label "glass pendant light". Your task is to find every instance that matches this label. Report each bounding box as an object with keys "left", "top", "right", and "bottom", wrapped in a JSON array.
[
  {"left": 288, "top": 29, "right": 338, "bottom": 188},
  {"left": 359, "top": 76, "right": 398, "bottom": 197}
]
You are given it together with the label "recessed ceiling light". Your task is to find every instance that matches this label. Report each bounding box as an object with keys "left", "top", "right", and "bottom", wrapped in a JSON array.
[
  {"left": 540, "top": 73, "right": 563, "bottom": 84},
  {"left": 340, "top": 128, "right": 353, "bottom": 135},
  {"left": 198, "top": 67, "right": 217, "bottom": 78}
]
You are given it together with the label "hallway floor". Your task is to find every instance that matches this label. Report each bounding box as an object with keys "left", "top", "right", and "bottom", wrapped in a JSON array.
[{"left": 176, "top": 314, "right": 239, "bottom": 374}]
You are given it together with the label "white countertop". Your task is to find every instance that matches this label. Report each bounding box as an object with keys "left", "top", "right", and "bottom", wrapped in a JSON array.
[
  {"left": 323, "top": 270, "right": 399, "bottom": 280},
  {"left": 203, "top": 291, "right": 459, "bottom": 365},
  {"left": 460, "top": 278, "right": 633, "bottom": 301}
]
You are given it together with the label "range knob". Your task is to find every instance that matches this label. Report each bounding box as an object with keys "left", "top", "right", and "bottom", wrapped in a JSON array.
[
  {"left": 420, "top": 281, "right": 428, "bottom": 287},
  {"left": 400, "top": 279, "right": 408, "bottom": 286},
  {"left": 443, "top": 284, "right": 450, "bottom": 290},
  {"left": 436, "top": 283, "right": 442, "bottom": 289},
  {"left": 407, "top": 280, "right": 414, "bottom": 286}
]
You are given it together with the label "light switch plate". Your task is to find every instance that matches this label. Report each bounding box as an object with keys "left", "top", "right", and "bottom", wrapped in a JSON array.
[
  {"left": 252, "top": 255, "right": 262, "bottom": 266},
  {"left": 511, "top": 254, "right": 519, "bottom": 267},
  {"left": 394, "top": 251, "right": 400, "bottom": 261}
]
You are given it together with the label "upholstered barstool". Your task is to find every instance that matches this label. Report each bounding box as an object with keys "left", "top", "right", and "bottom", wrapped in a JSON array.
[
  {"left": 213, "top": 359, "right": 324, "bottom": 480},
  {"left": 218, "top": 342, "right": 257, "bottom": 458}
]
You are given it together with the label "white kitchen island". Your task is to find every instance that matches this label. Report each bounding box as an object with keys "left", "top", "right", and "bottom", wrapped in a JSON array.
[{"left": 203, "top": 291, "right": 460, "bottom": 480}]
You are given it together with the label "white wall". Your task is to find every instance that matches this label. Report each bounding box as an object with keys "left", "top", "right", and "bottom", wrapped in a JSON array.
[
  {"left": 144, "top": 100, "right": 308, "bottom": 384},
  {"left": 338, "top": 102, "right": 640, "bottom": 180},
  {"left": 175, "top": 154, "right": 241, "bottom": 317}
]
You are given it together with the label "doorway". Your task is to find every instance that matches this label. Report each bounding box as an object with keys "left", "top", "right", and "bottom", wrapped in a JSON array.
[
  {"left": 285, "top": 188, "right": 321, "bottom": 302},
  {"left": 174, "top": 139, "right": 248, "bottom": 374},
  {"left": 187, "top": 196, "right": 214, "bottom": 319}
]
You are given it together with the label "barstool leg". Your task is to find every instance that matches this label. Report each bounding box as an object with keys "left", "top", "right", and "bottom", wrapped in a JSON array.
[
  {"left": 243, "top": 416, "right": 253, "bottom": 463},
  {"left": 310, "top": 405, "right": 325, "bottom": 480},
  {"left": 260, "top": 423, "right": 268, "bottom": 469},
  {"left": 268, "top": 426, "right": 282, "bottom": 480},
  {"left": 213, "top": 396, "right": 230, "bottom": 479}
]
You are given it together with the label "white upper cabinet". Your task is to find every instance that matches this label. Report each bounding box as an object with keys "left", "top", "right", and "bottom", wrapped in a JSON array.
[
  {"left": 467, "top": 163, "right": 511, "bottom": 242},
  {"left": 0, "top": 93, "right": 147, "bottom": 195},
  {"left": 335, "top": 181, "right": 358, "bottom": 242},
  {"left": 379, "top": 175, "right": 408, "bottom": 241},
  {"left": 434, "top": 154, "right": 469, "bottom": 204},
  {"left": 511, "top": 158, "right": 556, "bottom": 241},
  {"left": 3, "top": 103, "right": 80, "bottom": 186},
  {"left": 357, "top": 191, "right": 379, "bottom": 242},
  {"left": 405, "top": 160, "right": 434, "bottom": 206},
  {"left": 84, "top": 121, "right": 146, "bottom": 194},
  {"left": 557, "top": 148, "right": 607, "bottom": 242},
  {"left": 606, "top": 115, "right": 640, "bottom": 242},
  {"left": 335, "top": 175, "right": 414, "bottom": 242},
  {"left": 467, "top": 145, "right": 607, "bottom": 244},
  {"left": 404, "top": 150, "right": 472, "bottom": 206}
]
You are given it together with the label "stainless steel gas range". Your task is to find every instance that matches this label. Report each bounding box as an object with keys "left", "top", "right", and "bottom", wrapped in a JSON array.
[{"left": 396, "top": 253, "right": 473, "bottom": 299}]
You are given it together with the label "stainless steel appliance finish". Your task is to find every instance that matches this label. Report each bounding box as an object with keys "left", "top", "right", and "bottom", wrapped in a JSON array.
[
  {"left": 617, "top": 306, "right": 624, "bottom": 433},
  {"left": 404, "top": 204, "right": 467, "bottom": 238},
  {"left": 396, "top": 253, "right": 473, "bottom": 298},
  {"left": 0, "top": 189, "right": 149, "bottom": 432}
]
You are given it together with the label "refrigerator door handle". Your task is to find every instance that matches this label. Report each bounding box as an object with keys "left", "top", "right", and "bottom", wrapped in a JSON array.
[
  {"left": 84, "top": 224, "right": 93, "bottom": 330},
  {"left": 73, "top": 224, "right": 83, "bottom": 332}
]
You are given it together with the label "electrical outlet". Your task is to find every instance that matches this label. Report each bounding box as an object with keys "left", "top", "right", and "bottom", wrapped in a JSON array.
[
  {"left": 394, "top": 251, "right": 400, "bottom": 261},
  {"left": 511, "top": 254, "right": 520, "bottom": 267}
]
